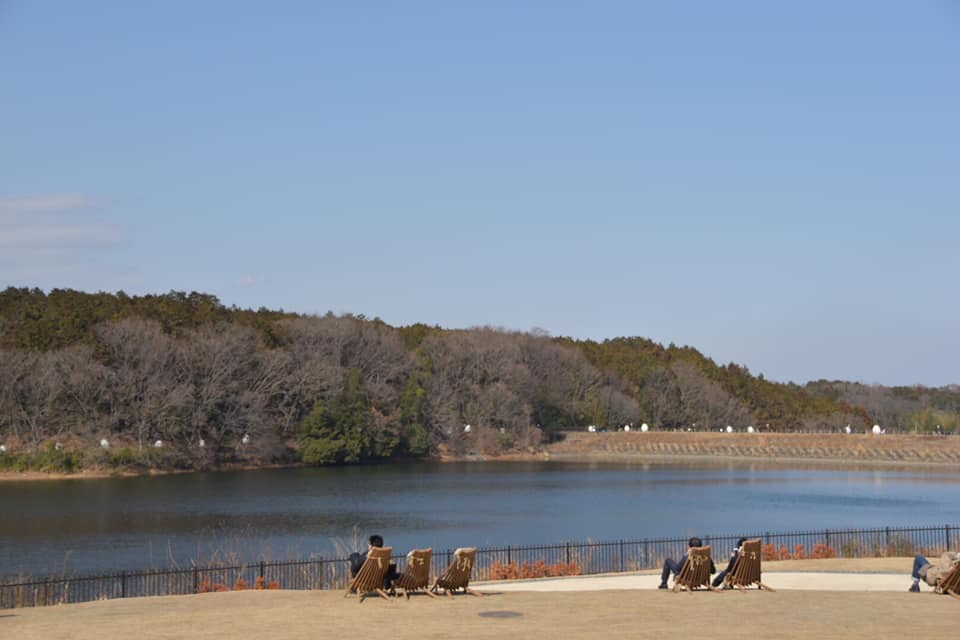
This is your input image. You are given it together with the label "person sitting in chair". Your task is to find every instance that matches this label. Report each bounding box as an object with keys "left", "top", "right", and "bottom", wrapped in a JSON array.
[
  {"left": 712, "top": 537, "right": 747, "bottom": 588},
  {"left": 658, "top": 536, "right": 716, "bottom": 589},
  {"left": 909, "top": 551, "right": 958, "bottom": 592},
  {"left": 349, "top": 534, "right": 400, "bottom": 590}
]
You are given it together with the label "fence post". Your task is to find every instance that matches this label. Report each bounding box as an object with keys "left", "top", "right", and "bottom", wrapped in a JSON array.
[
  {"left": 619, "top": 540, "right": 624, "bottom": 572},
  {"left": 565, "top": 542, "right": 570, "bottom": 565},
  {"left": 193, "top": 567, "right": 199, "bottom": 594},
  {"left": 946, "top": 525, "right": 951, "bottom": 551},
  {"left": 885, "top": 527, "right": 890, "bottom": 554},
  {"left": 259, "top": 561, "right": 265, "bottom": 580},
  {"left": 507, "top": 546, "right": 512, "bottom": 565},
  {"left": 121, "top": 572, "right": 126, "bottom": 598}
]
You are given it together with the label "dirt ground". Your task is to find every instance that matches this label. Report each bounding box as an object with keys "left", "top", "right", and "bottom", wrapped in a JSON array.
[
  {"left": 543, "top": 431, "right": 960, "bottom": 468},
  {"left": 3, "top": 558, "right": 955, "bottom": 640}
]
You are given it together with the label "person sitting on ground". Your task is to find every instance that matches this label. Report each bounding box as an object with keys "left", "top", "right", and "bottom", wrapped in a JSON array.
[
  {"left": 349, "top": 534, "right": 400, "bottom": 590},
  {"left": 909, "top": 550, "right": 959, "bottom": 592},
  {"left": 712, "top": 537, "right": 747, "bottom": 588},
  {"left": 658, "top": 536, "right": 716, "bottom": 589}
]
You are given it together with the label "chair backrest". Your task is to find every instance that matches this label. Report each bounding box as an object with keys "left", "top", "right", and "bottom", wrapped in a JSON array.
[
  {"left": 436, "top": 547, "right": 477, "bottom": 591},
  {"left": 937, "top": 557, "right": 960, "bottom": 596},
  {"left": 348, "top": 546, "right": 393, "bottom": 594},
  {"left": 675, "top": 545, "right": 713, "bottom": 591},
  {"left": 729, "top": 538, "right": 762, "bottom": 587},
  {"left": 396, "top": 548, "right": 433, "bottom": 590}
]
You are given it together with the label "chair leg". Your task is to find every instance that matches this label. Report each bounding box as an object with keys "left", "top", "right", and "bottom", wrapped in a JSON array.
[
  {"left": 423, "top": 588, "right": 438, "bottom": 599},
  {"left": 465, "top": 587, "right": 484, "bottom": 597},
  {"left": 758, "top": 582, "right": 776, "bottom": 592},
  {"left": 375, "top": 588, "right": 391, "bottom": 601}
]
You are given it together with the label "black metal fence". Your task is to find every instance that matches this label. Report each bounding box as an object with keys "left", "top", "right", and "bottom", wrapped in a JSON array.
[{"left": 3, "top": 524, "right": 957, "bottom": 609}]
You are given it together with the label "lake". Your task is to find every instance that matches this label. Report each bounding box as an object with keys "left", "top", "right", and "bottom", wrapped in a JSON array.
[{"left": 3, "top": 460, "right": 960, "bottom": 577}]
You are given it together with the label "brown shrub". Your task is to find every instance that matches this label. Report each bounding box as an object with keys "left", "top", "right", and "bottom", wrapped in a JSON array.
[{"left": 490, "top": 560, "right": 581, "bottom": 580}]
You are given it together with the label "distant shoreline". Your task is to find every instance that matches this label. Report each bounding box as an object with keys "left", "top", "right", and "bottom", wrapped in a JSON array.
[{"left": 2, "top": 431, "right": 958, "bottom": 481}]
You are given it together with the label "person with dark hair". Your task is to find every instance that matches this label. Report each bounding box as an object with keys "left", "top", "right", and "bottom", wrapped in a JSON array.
[
  {"left": 712, "top": 537, "right": 748, "bottom": 588},
  {"left": 658, "top": 536, "right": 716, "bottom": 589},
  {"left": 349, "top": 533, "right": 399, "bottom": 589}
]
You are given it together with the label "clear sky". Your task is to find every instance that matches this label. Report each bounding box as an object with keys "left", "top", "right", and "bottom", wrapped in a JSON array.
[{"left": 1, "top": 1, "right": 957, "bottom": 387}]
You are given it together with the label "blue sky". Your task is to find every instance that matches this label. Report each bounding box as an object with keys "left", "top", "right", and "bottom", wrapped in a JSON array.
[{"left": 1, "top": 1, "right": 957, "bottom": 386}]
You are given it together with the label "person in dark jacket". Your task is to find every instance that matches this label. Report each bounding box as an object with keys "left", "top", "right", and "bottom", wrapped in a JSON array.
[
  {"left": 349, "top": 534, "right": 399, "bottom": 589},
  {"left": 712, "top": 537, "right": 747, "bottom": 588},
  {"left": 658, "top": 536, "right": 716, "bottom": 589}
]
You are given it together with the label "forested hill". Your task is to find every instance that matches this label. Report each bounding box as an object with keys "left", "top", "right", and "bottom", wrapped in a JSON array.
[{"left": 1, "top": 287, "right": 957, "bottom": 471}]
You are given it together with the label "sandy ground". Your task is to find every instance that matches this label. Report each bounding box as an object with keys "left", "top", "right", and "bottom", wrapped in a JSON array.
[{"left": 3, "top": 558, "right": 955, "bottom": 640}]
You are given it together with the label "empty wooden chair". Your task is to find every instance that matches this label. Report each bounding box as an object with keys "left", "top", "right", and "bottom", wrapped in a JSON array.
[
  {"left": 432, "top": 547, "right": 483, "bottom": 597},
  {"left": 673, "top": 545, "right": 720, "bottom": 593},
  {"left": 344, "top": 546, "right": 393, "bottom": 603},
  {"left": 723, "top": 538, "right": 775, "bottom": 592},
  {"left": 394, "top": 548, "right": 436, "bottom": 599}
]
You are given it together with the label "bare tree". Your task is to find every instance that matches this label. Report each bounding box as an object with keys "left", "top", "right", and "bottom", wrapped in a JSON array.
[
  {"left": 177, "top": 323, "right": 264, "bottom": 464},
  {"left": 672, "top": 362, "right": 754, "bottom": 430},
  {"left": 5, "top": 350, "right": 67, "bottom": 449},
  {"left": 95, "top": 318, "right": 191, "bottom": 450},
  {"left": 423, "top": 329, "right": 536, "bottom": 454}
]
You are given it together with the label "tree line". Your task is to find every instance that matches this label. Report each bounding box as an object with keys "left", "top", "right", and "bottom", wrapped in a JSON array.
[{"left": 0, "top": 287, "right": 956, "bottom": 471}]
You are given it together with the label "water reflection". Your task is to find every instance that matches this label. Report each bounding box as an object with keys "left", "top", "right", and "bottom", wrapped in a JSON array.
[{"left": 1, "top": 461, "right": 959, "bottom": 577}]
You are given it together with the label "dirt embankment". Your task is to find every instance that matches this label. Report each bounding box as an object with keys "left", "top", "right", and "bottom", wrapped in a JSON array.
[{"left": 542, "top": 431, "right": 960, "bottom": 467}]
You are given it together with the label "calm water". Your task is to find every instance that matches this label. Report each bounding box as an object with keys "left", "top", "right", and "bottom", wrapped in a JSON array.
[{"left": 2, "top": 461, "right": 960, "bottom": 577}]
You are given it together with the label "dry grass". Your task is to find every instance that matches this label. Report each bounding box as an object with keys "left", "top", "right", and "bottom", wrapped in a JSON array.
[{"left": 3, "top": 557, "right": 955, "bottom": 640}]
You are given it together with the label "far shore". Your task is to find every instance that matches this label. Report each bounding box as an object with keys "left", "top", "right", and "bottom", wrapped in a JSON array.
[{"left": 2, "top": 431, "right": 958, "bottom": 482}]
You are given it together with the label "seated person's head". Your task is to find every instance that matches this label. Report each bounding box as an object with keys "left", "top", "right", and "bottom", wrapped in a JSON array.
[
  {"left": 688, "top": 537, "right": 702, "bottom": 548},
  {"left": 369, "top": 534, "right": 384, "bottom": 548},
  {"left": 736, "top": 537, "right": 747, "bottom": 548}
]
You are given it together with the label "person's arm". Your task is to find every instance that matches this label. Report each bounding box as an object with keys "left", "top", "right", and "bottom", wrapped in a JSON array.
[
  {"left": 349, "top": 551, "right": 365, "bottom": 577},
  {"left": 724, "top": 550, "right": 738, "bottom": 573}
]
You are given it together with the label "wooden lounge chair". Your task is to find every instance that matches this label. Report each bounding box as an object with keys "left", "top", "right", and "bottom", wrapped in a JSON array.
[
  {"left": 723, "top": 538, "right": 775, "bottom": 592},
  {"left": 673, "top": 545, "right": 720, "bottom": 593},
  {"left": 344, "top": 546, "right": 394, "bottom": 603},
  {"left": 935, "top": 559, "right": 960, "bottom": 600},
  {"left": 432, "top": 547, "right": 483, "bottom": 597},
  {"left": 394, "top": 548, "right": 437, "bottom": 599}
]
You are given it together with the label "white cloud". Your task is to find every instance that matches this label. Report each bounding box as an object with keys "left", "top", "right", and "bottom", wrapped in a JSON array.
[
  {"left": 237, "top": 275, "right": 265, "bottom": 287},
  {"left": 0, "top": 194, "right": 103, "bottom": 215},
  {"left": 0, "top": 193, "right": 122, "bottom": 250}
]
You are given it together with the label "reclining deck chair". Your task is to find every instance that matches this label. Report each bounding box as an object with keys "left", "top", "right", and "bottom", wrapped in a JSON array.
[
  {"left": 432, "top": 547, "right": 483, "bottom": 597},
  {"left": 673, "top": 545, "right": 720, "bottom": 593},
  {"left": 935, "top": 559, "right": 960, "bottom": 600},
  {"left": 723, "top": 538, "right": 775, "bottom": 592},
  {"left": 344, "top": 546, "right": 393, "bottom": 603},
  {"left": 394, "top": 548, "right": 436, "bottom": 599}
]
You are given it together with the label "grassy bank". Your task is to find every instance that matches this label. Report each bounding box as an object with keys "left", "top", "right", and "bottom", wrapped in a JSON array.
[
  {"left": 544, "top": 431, "right": 960, "bottom": 467},
  {"left": 3, "top": 432, "right": 959, "bottom": 481}
]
